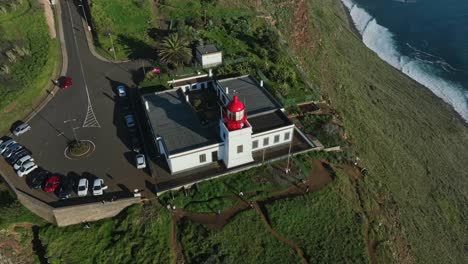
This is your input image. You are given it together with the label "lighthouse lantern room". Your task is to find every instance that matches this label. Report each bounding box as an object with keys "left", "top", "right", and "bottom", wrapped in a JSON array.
[{"left": 224, "top": 95, "right": 247, "bottom": 130}]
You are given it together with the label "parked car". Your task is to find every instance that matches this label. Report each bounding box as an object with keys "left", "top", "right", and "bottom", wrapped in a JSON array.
[
  {"left": 16, "top": 161, "right": 38, "bottom": 177},
  {"left": 117, "top": 85, "right": 126, "bottom": 97},
  {"left": 135, "top": 153, "right": 146, "bottom": 169},
  {"left": 58, "top": 177, "right": 75, "bottom": 199},
  {"left": 0, "top": 139, "right": 16, "bottom": 154},
  {"left": 27, "top": 169, "right": 49, "bottom": 189},
  {"left": 3, "top": 143, "right": 23, "bottom": 159},
  {"left": 92, "top": 178, "right": 108, "bottom": 196},
  {"left": 6, "top": 149, "right": 30, "bottom": 165},
  {"left": 124, "top": 115, "right": 136, "bottom": 128},
  {"left": 59, "top": 76, "right": 73, "bottom": 89},
  {"left": 77, "top": 178, "right": 89, "bottom": 197},
  {"left": 13, "top": 155, "right": 34, "bottom": 170},
  {"left": 13, "top": 123, "right": 31, "bottom": 136},
  {"left": 44, "top": 175, "right": 60, "bottom": 193}
]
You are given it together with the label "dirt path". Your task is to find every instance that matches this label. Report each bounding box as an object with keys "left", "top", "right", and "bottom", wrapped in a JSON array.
[
  {"left": 170, "top": 215, "right": 186, "bottom": 264},
  {"left": 167, "top": 159, "right": 334, "bottom": 263},
  {"left": 253, "top": 201, "right": 308, "bottom": 264}
]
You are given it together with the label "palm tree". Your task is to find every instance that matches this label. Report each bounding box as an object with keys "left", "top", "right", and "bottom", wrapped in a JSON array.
[{"left": 158, "top": 33, "right": 191, "bottom": 68}]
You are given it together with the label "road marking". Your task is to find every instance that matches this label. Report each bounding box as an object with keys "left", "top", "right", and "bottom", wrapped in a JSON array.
[{"left": 65, "top": 0, "right": 100, "bottom": 128}]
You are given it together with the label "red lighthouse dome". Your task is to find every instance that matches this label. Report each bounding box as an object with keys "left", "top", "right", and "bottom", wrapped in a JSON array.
[{"left": 224, "top": 95, "right": 247, "bottom": 131}]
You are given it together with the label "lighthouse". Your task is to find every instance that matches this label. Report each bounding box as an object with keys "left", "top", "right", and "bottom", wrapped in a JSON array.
[
  {"left": 223, "top": 95, "right": 247, "bottom": 130},
  {"left": 220, "top": 95, "right": 254, "bottom": 168}
]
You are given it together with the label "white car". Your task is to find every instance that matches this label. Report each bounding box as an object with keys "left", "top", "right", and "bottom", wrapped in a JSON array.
[
  {"left": 77, "top": 178, "right": 89, "bottom": 197},
  {"left": 0, "top": 139, "right": 16, "bottom": 154},
  {"left": 135, "top": 153, "right": 146, "bottom": 169},
  {"left": 13, "top": 155, "right": 34, "bottom": 170},
  {"left": 13, "top": 123, "right": 31, "bottom": 136},
  {"left": 124, "top": 115, "right": 135, "bottom": 128},
  {"left": 92, "top": 178, "right": 108, "bottom": 196},
  {"left": 117, "top": 85, "right": 126, "bottom": 97},
  {"left": 16, "top": 161, "right": 38, "bottom": 177}
]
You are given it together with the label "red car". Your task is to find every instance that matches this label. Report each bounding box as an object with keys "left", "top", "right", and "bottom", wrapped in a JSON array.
[
  {"left": 44, "top": 175, "right": 60, "bottom": 193},
  {"left": 59, "top": 76, "right": 73, "bottom": 89}
]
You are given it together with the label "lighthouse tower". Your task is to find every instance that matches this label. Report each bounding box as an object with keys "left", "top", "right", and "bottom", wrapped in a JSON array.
[{"left": 220, "top": 95, "right": 254, "bottom": 168}]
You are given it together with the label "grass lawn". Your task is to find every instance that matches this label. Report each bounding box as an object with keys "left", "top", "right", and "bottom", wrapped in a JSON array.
[
  {"left": 90, "top": 0, "right": 155, "bottom": 60},
  {"left": 179, "top": 210, "right": 300, "bottom": 264},
  {"left": 255, "top": 0, "right": 468, "bottom": 263},
  {"left": 0, "top": 0, "right": 59, "bottom": 133},
  {"left": 267, "top": 172, "right": 368, "bottom": 263},
  {"left": 159, "top": 161, "right": 306, "bottom": 213},
  {"left": 40, "top": 204, "right": 172, "bottom": 264}
]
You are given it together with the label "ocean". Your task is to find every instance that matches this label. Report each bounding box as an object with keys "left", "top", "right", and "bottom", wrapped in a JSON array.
[{"left": 341, "top": 0, "right": 468, "bottom": 122}]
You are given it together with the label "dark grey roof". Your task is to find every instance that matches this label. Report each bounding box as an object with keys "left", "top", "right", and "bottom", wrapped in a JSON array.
[
  {"left": 218, "top": 75, "right": 281, "bottom": 116},
  {"left": 196, "top": 45, "right": 219, "bottom": 54},
  {"left": 142, "top": 90, "right": 221, "bottom": 155},
  {"left": 249, "top": 110, "right": 293, "bottom": 134}
]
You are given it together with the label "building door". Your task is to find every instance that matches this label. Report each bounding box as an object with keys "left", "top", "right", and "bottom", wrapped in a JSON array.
[{"left": 211, "top": 151, "right": 218, "bottom": 162}]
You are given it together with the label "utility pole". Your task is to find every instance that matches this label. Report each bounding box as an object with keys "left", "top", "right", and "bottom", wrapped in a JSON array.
[
  {"left": 64, "top": 119, "right": 78, "bottom": 143},
  {"left": 285, "top": 139, "right": 292, "bottom": 174},
  {"left": 79, "top": 0, "right": 91, "bottom": 31},
  {"left": 108, "top": 32, "right": 117, "bottom": 60}
]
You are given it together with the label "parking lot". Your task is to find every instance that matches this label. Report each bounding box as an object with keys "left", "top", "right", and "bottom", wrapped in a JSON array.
[{"left": 0, "top": 0, "right": 159, "bottom": 205}]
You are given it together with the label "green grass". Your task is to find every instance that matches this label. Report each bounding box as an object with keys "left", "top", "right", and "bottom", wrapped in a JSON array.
[
  {"left": 179, "top": 210, "right": 300, "bottom": 264},
  {"left": 267, "top": 172, "right": 368, "bottom": 263},
  {"left": 159, "top": 165, "right": 289, "bottom": 213},
  {"left": 90, "top": 0, "right": 155, "bottom": 60},
  {"left": 257, "top": 0, "right": 468, "bottom": 263},
  {"left": 40, "top": 204, "right": 172, "bottom": 264},
  {"left": 0, "top": 182, "right": 42, "bottom": 229},
  {"left": 0, "top": 0, "right": 59, "bottom": 133}
]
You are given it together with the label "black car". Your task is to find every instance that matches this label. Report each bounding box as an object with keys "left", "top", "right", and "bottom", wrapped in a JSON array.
[
  {"left": 27, "top": 169, "right": 49, "bottom": 189},
  {"left": 2, "top": 143, "right": 23, "bottom": 159},
  {"left": 130, "top": 136, "right": 141, "bottom": 152},
  {"left": 57, "top": 177, "right": 75, "bottom": 199},
  {"left": 6, "top": 149, "right": 31, "bottom": 165}
]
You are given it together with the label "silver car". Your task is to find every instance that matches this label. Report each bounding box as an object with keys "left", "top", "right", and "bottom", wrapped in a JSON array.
[
  {"left": 0, "top": 139, "right": 16, "bottom": 154},
  {"left": 117, "top": 85, "right": 126, "bottom": 97},
  {"left": 13, "top": 123, "right": 31, "bottom": 136},
  {"left": 2, "top": 143, "right": 23, "bottom": 159},
  {"left": 77, "top": 178, "right": 89, "bottom": 197},
  {"left": 135, "top": 153, "right": 146, "bottom": 169}
]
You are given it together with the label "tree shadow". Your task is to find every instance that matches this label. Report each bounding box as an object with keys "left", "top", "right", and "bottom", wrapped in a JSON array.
[{"left": 117, "top": 35, "right": 157, "bottom": 61}]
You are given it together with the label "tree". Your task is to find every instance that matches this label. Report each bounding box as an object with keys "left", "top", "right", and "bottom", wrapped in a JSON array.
[{"left": 158, "top": 33, "right": 191, "bottom": 68}]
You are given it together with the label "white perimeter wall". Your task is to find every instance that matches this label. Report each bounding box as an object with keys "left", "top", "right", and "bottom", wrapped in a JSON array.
[{"left": 168, "top": 144, "right": 223, "bottom": 173}]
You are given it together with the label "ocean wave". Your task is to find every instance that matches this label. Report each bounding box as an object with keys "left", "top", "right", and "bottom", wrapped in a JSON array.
[{"left": 342, "top": 0, "right": 468, "bottom": 121}]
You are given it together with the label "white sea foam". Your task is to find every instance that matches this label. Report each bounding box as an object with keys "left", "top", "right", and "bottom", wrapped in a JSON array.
[{"left": 342, "top": 0, "right": 468, "bottom": 121}]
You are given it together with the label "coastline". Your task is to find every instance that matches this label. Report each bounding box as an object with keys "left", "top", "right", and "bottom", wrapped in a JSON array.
[{"left": 339, "top": 0, "right": 468, "bottom": 127}]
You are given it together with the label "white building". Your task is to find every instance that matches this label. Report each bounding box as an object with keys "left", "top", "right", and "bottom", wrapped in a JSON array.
[
  {"left": 195, "top": 45, "right": 222, "bottom": 69},
  {"left": 142, "top": 75, "right": 295, "bottom": 174}
]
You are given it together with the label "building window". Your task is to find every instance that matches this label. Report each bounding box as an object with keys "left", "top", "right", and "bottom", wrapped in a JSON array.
[
  {"left": 263, "top": 137, "right": 269, "bottom": 146},
  {"left": 237, "top": 145, "right": 243, "bottom": 153},
  {"left": 274, "top": 135, "right": 280, "bottom": 143},
  {"left": 252, "top": 140, "right": 258, "bottom": 149},
  {"left": 199, "top": 154, "right": 206, "bottom": 163},
  {"left": 284, "top": 132, "right": 291, "bottom": 141}
]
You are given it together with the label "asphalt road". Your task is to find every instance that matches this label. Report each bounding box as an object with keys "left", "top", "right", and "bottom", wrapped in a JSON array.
[{"left": 8, "top": 0, "right": 157, "bottom": 201}]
